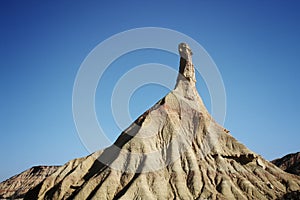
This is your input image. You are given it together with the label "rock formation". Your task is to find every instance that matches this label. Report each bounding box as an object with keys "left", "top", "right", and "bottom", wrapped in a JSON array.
[
  {"left": 18, "top": 43, "right": 300, "bottom": 199},
  {"left": 272, "top": 152, "right": 300, "bottom": 176},
  {"left": 0, "top": 166, "right": 58, "bottom": 199}
]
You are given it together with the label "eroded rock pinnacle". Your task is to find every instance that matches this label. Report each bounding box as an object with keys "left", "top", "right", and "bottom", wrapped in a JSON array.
[{"left": 178, "top": 43, "right": 196, "bottom": 83}]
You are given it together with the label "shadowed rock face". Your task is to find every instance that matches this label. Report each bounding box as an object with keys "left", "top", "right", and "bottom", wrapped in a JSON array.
[
  {"left": 18, "top": 43, "right": 300, "bottom": 199},
  {"left": 272, "top": 152, "right": 300, "bottom": 176},
  {"left": 0, "top": 166, "right": 58, "bottom": 199}
]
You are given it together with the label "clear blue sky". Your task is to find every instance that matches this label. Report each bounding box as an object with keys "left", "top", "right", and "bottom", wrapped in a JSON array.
[{"left": 1, "top": 1, "right": 300, "bottom": 182}]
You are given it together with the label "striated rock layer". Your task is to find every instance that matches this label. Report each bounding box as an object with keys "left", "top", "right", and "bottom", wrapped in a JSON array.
[
  {"left": 24, "top": 43, "right": 300, "bottom": 199},
  {"left": 0, "top": 166, "right": 58, "bottom": 199},
  {"left": 272, "top": 152, "right": 300, "bottom": 176}
]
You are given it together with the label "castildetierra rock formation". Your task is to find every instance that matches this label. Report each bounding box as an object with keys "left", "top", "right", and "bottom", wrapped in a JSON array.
[{"left": 19, "top": 43, "right": 300, "bottom": 199}]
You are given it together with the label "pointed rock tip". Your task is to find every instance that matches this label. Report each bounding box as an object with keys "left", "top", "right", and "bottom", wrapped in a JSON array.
[
  {"left": 178, "top": 42, "right": 193, "bottom": 62},
  {"left": 177, "top": 42, "right": 196, "bottom": 85}
]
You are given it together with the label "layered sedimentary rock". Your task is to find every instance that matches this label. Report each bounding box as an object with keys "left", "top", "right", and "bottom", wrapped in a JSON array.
[{"left": 19, "top": 43, "right": 300, "bottom": 199}]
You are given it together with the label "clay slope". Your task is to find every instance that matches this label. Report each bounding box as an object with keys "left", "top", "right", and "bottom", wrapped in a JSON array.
[
  {"left": 0, "top": 166, "right": 58, "bottom": 199},
  {"left": 25, "top": 43, "right": 300, "bottom": 199},
  {"left": 272, "top": 152, "right": 300, "bottom": 176}
]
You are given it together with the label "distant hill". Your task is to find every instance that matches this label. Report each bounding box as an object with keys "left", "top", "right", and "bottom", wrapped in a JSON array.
[
  {"left": 0, "top": 166, "right": 58, "bottom": 199},
  {"left": 272, "top": 152, "right": 300, "bottom": 176}
]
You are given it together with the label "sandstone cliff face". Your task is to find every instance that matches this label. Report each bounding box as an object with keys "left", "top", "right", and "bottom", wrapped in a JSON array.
[
  {"left": 0, "top": 166, "right": 58, "bottom": 199},
  {"left": 21, "top": 43, "right": 300, "bottom": 199},
  {"left": 272, "top": 152, "right": 300, "bottom": 176}
]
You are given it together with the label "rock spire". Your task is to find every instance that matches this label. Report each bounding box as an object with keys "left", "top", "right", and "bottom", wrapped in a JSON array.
[{"left": 176, "top": 43, "right": 196, "bottom": 88}]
